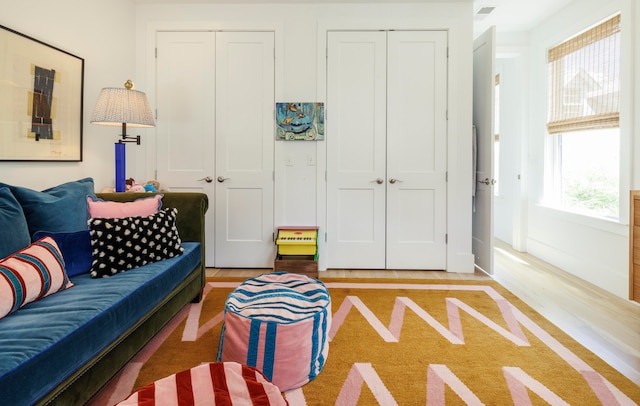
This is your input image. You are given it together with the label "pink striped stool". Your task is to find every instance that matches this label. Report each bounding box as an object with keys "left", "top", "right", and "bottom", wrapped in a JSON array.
[
  {"left": 117, "top": 362, "right": 287, "bottom": 405},
  {"left": 217, "top": 272, "right": 331, "bottom": 392}
]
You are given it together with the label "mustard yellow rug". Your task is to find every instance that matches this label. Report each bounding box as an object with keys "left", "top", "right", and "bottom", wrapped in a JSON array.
[{"left": 91, "top": 277, "right": 640, "bottom": 405}]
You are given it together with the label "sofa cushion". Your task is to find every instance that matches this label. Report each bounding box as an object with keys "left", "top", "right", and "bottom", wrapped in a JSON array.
[
  {"left": 89, "top": 208, "right": 184, "bottom": 278},
  {"left": 0, "top": 178, "right": 95, "bottom": 238},
  {"left": 33, "top": 230, "right": 92, "bottom": 277},
  {"left": 0, "top": 236, "right": 72, "bottom": 319},
  {"left": 87, "top": 194, "right": 163, "bottom": 219},
  {"left": 0, "top": 188, "right": 31, "bottom": 259}
]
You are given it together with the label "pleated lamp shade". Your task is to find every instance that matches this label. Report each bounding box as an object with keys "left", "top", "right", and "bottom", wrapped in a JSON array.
[{"left": 90, "top": 83, "right": 155, "bottom": 128}]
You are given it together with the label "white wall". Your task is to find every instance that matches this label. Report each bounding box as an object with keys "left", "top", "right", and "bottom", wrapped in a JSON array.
[
  {"left": 134, "top": 2, "right": 475, "bottom": 272},
  {"left": 506, "top": 0, "right": 635, "bottom": 298},
  {"left": 0, "top": 1, "right": 474, "bottom": 272},
  {"left": 0, "top": 0, "right": 141, "bottom": 192}
]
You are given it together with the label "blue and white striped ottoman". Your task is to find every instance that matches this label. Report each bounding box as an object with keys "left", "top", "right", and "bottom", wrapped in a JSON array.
[{"left": 217, "top": 272, "right": 331, "bottom": 391}]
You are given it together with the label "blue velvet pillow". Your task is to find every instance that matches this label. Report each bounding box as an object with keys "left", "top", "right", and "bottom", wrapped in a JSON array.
[
  {"left": 0, "top": 178, "right": 96, "bottom": 238},
  {"left": 33, "top": 230, "right": 92, "bottom": 277},
  {"left": 0, "top": 188, "right": 31, "bottom": 259}
]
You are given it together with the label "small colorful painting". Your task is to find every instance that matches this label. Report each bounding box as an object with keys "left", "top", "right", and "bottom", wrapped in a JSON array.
[{"left": 275, "top": 102, "right": 324, "bottom": 141}]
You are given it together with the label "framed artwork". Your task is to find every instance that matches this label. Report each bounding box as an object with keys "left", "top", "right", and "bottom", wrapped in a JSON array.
[
  {"left": 275, "top": 102, "right": 324, "bottom": 141},
  {"left": 0, "top": 25, "right": 84, "bottom": 161}
]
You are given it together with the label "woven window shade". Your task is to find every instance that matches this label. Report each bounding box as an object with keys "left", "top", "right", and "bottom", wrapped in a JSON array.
[{"left": 547, "top": 14, "right": 620, "bottom": 134}]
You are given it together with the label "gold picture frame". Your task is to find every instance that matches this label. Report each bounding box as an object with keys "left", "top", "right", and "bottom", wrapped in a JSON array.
[{"left": 0, "top": 25, "right": 84, "bottom": 161}]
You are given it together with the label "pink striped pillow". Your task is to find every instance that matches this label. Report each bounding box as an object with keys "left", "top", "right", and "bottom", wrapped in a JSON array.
[{"left": 0, "top": 236, "right": 73, "bottom": 319}]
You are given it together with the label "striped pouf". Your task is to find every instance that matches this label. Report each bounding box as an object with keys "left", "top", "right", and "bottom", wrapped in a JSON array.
[
  {"left": 117, "top": 362, "right": 287, "bottom": 405},
  {"left": 217, "top": 272, "right": 331, "bottom": 392}
]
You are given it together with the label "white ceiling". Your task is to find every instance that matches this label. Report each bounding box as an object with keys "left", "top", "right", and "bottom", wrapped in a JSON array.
[
  {"left": 472, "top": 0, "right": 574, "bottom": 33},
  {"left": 132, "top": 0, "right": 575, "bottom": 34}
]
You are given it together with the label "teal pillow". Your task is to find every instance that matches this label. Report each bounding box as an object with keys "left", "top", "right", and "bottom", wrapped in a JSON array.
[
  {"left": 0, "top": 188, "right": 31, "bottom": 258},
  {"left": 0, "top": 178, "right": 96, "bottom": 238},
  {"left": 33, "top": 230, "right": 92, "bottom": 277}
]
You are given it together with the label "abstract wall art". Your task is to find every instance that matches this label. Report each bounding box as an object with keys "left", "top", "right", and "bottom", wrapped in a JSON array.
[{"left": 0, "top": 25, "right": 84, "bottom": 161}]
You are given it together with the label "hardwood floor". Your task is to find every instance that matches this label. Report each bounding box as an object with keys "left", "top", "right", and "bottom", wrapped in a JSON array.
[
  {"left": 207, "top": 239, "right": 640, "bottom": 385},
  {"left": 491, "top": 239, "right": 640, "bottom": 386}
]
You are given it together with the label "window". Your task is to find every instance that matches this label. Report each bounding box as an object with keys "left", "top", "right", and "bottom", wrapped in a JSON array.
[
  {"left": 555, "top": 128, "right": 619, "bottom": 217},
  {"left": 546, "top": 14, "right": 621, "bottom": 219}
]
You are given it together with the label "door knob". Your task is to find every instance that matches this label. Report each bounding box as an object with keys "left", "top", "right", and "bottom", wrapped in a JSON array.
[
  {"left": 373, "top": 178, "right": 384, "bottom": 184},
  {"left": 217, "top": 176, "right": 229, "bottom": 183},
  {"left": 477, "top": 177, "right": 495, "bottom": 185},
  {"left": 198, "top": 176, "right": 213, "bottom": 183},
  {"left": 389, "top": 178, "right": 402, "bottom": 184}
]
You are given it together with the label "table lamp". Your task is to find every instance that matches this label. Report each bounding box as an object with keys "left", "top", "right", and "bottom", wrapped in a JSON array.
[{"left": 90, "top": 80, "right": 155, "bottom": 192}]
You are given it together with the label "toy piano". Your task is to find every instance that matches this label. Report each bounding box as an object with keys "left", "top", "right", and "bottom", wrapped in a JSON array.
[
  {"left": 274, "top": 226, "right": 319, "bottom": 276},
  {"left": 276, "top": 226, "right": 318, "bottom": 257}
]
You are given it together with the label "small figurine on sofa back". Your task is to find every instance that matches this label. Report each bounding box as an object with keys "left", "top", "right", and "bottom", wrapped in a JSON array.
[{"left": 101, "top": 178, "right": 160, "bottom": 193}]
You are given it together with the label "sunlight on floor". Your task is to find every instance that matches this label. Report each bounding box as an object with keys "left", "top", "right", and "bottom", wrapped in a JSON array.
[{"left": 494, "top": 247, "right": 529, "bottom": 265}]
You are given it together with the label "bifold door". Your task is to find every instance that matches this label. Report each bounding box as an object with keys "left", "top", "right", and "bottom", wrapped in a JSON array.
[
  {"left": 156, "top": 31, "right": 275, "bottom": 268},
  {"left": 326, "top": 30, "right": 448, "bottom": 270}
]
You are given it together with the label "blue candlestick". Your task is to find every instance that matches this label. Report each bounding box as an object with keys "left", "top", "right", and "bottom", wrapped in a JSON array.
[{"left": 115, "top": 143, "right": 126, "bottom": 192}]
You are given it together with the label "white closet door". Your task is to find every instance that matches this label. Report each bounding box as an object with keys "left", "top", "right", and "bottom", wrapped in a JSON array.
[
  {"left": 386, "top": 30, "right": 448, "bottom": 269},
  {"left": 214, "top": 31, "right": 275, "bottom": 268},
  {"left": 156, "top": 31, "right": 216, "bottom": 265},
  {"left": 326, "top": 31, "right": 387, "bottom": 269},
  {"left": 326, "top": 30, "right": 448, "bottom": 270}
]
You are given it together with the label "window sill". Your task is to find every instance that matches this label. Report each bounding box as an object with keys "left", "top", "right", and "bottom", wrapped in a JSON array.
[{"left": 534, "top": 203, "right": 627, "bottom": 236}]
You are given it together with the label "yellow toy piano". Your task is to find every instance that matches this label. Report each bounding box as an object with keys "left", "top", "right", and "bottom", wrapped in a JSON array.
[
  {"left": 274, "top": 226, "right": 319, "bottom": 276},
  {"left": 276, "top": 227, "right": 318, "bottom": 257}
]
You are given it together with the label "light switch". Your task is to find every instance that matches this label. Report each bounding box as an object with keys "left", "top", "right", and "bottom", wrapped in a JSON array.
[
  {"left": 286, "top": 155, "right": 294, "bottom": 166},
  {"left": 307, "top": 154, "right": 315, "bottom": 166}
]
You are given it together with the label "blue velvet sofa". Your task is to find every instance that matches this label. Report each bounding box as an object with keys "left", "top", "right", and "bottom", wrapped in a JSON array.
[{"left": 0, "top": 183, "right": 208, "bottom": 406}]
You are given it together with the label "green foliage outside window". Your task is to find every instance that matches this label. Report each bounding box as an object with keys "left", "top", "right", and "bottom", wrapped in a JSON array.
[{"left": 564, "top": 172, "right": 619, "bottom": 217}]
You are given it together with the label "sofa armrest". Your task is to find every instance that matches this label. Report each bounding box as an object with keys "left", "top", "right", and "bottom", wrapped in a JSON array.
[{"left": 95, "top": 192, "right": 208, "bottom": 263}]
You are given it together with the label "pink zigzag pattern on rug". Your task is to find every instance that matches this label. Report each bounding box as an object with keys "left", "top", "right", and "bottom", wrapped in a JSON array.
[
  {"left": 503, "top": 366, "right": 571, "bottom": 406},
  {"left": 182, "top": 282, "right": 236, "bottom": 341},
  {"left": 323, "top": 282, "right": 636, "bottom": 405},
  {"left": 426, "top": 364, "right": 484, "bottom": 405},
  {"left": 507, "top": 304, "right": 637, "bottom": 405},
  {"left": 335, "top": 363, "right": 398, "bottom": 406},
  {"left": 91, "top": 282, "right": 637, "bottom": 406},
  {"left": 329, "top": 295, "right": 529, "bottom": 346}
]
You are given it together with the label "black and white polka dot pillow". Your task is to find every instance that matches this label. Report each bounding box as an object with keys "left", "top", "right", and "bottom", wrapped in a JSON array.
[{"left": 89, "top": 208, "right": 184, "bottom": 278}]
